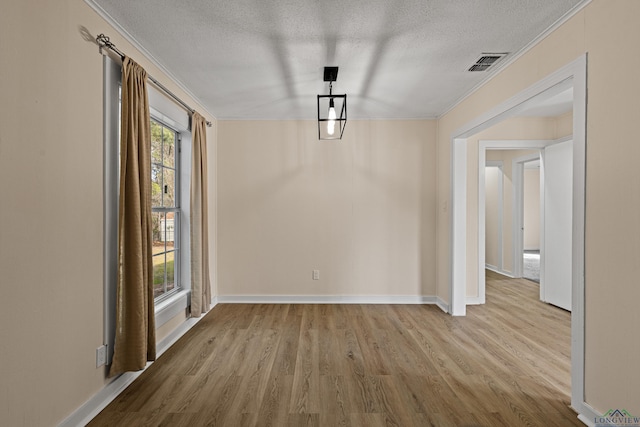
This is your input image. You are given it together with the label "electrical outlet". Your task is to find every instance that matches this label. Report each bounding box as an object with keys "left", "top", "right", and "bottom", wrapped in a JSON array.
[
  {"left": 96, "top": 345, "right": 107, "bottom": 367},
  {"left": 312, "top": 270, "right": 320, "bottom": 280}
]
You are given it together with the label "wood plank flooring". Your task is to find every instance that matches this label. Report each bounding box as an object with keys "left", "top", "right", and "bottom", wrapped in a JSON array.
[{"left": 89, "top": 272, "right": 579, "bottom": 426}]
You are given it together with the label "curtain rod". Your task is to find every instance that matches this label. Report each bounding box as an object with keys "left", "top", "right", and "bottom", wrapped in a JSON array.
[{"left": 96, "top": 34, "right": 212, "bottom": 128}]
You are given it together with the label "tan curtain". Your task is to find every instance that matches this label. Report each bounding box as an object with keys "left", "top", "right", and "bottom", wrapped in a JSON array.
[
  {"left": 109, "top": 57, "right": 156, "bottom": 377},
  {"left": 190, "top": 112, "right": 211, "bottom": 317}
]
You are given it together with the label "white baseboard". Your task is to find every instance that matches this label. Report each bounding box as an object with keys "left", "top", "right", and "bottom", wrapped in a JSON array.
[
  {"left": 485, "top": 265, "right": 515, "bottom": 278},
  {"left": 217, "top": 294, "right": 451, "bottom": 313},
  {"left": 58, "top": 371, "right": 143, "bottom": 427},
  {"left": 59, "top": 294, "right": 449, "bottom": 426},
  {"left": 575, "top": 402, "right": 602, "bottom": 427},
  {"left": 435, "top": 297, "right": 450, "bottom": 313},
  {"left": 577, "top": 414, "right": 595, "bottom": 427},
  {"left": 156, "top": 315, "right": 203, "bottom": 355},
  {"left": 216, "top": 295, "right": 440, "bottom": 305},
  {"left": 466, "top": 296, "right": 485, "bottom": 305},
  {"left": 485, "top": 263, "right": 499, "bottom": 271},
  {"left": 58, "top": 313, "right": 208, "bottom": 427}
]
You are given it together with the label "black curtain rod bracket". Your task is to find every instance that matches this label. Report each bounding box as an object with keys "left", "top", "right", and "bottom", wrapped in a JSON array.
[{"left": 96, "top": 33, "right": 212, "bottom": 128}]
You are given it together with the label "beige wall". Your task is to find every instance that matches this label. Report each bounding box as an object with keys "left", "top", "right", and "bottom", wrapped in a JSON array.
[
  {"left": 437, "top": 0, "right": 640, "bottom": 414},
  {"left": 0, "top": 1, "right": 216, "bottom": 425},
  {"left": 555, "top": 110, "right": 573, "bottom": 138},
  {"left": 2, "top": 0, "right": 638, "bottom": 423},
  {"left": 218, "top": 120, "right": 437, "bottom": 298},
  {"left": 484, "top": 166, "right": 502, "bottom": 269}
]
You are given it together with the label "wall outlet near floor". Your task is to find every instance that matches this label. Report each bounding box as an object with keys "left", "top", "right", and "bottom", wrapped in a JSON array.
[
  {"left": 312, "top": 270, "right": 320, "bottom": 280},
  {"left": 96, "top": 345, "right": 107, "bottom": 367}
]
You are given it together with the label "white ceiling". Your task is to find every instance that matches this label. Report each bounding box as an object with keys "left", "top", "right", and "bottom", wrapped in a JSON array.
[
  {"left": 91, "top": 0, "right": 585, "bottom": 120},
  {"left": 516, "top": 88, "right": 574, "bottom": 117}
]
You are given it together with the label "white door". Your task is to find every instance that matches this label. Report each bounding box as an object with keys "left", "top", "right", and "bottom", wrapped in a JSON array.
[{"left": 541, "top": 140, "right": 573, "bottom": 311}]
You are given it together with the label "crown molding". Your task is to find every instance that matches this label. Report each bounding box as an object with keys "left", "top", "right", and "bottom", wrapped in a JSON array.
[
  {"left": 438, "top": 0, "right": 592, "bottom": 119},
  {"left": 84, "top": 0, "right": 217, "bottom": 121}
]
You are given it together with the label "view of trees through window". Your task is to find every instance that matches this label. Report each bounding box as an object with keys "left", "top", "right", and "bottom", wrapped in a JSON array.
[{"left": 151, "top": 119, "right": 179, "bottom": 299}]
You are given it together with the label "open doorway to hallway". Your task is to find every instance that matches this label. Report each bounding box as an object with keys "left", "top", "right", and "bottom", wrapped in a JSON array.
[
  {"left": 483, "top": 152, "right": 542, "bottom": 283},
  {"left": 481, "top": 137, "right": 573, "bottom": 310},
  {"left": 449, "top": 54, "right": 586, "bottom": 416}
]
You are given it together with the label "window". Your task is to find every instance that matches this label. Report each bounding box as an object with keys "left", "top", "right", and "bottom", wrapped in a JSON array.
[
  {"left": 104, "top": 55, "right": 193, "bottom": 362},
  {"left": 151, "top": 119, "right": 181, "bottom": 300}
]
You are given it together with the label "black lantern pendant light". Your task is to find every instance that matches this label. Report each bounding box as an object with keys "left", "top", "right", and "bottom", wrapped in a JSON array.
[{"left": 317, "top": 66, "right": 347, "bottom": 140}]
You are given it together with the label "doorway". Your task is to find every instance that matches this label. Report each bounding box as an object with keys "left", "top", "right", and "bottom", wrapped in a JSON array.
[
  {"left": 482, "top": 150, "right": 542, "bottom": 283},
  {"left": 477, "top": 140, "right": 554, "bottom": 304},
  {"left": 512, "top": 151, "right": 543, "bottom": 282},
  {"left": 449, "top": 55, "right": 586, "bottom": 414}
]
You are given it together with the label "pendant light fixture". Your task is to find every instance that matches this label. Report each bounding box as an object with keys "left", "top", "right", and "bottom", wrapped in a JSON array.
[{"left": 317, "top": 66, "right": 347, "bottom": 140}]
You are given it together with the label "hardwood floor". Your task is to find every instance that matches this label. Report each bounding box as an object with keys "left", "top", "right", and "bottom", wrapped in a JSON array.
[{"left": 89, "top": 272, "right": 579, "bottom": 426}]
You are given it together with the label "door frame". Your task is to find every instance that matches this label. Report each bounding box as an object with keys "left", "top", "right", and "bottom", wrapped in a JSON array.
[
  {"left": 478, "top": 141, "right": 552, "bottom": 305},
  {"left": 512, "top": 151, "right": 542, "bottom": 279},
  {"left": 483, "top": 161, "right": 504, "bottom": 275},
  {"left": 448, "top": 54, "right": 587, "bottom": 415}
]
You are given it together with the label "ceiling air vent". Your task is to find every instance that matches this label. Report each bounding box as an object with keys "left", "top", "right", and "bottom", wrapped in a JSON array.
[{"left": 468, "top": 53, "right": 507, "bottom": 72}]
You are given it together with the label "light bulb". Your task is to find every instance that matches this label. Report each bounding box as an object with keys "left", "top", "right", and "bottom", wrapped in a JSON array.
[{"left": 327, "top": 99, "right": 336, "bottom": 136}]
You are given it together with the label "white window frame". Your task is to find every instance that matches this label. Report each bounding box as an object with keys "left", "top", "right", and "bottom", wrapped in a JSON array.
[
  {"left": 103, "top": 55, "right": 192, "bottom": 365},
  {"left": 150, "top": 117, "right": 182, "bottom": 302}
]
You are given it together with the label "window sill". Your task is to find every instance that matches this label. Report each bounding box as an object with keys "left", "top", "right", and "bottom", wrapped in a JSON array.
[{"left": 155, "top": 289, "right": 191, "bottom": 328}]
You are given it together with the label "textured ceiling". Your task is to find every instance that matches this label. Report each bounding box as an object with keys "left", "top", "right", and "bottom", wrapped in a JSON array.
[{"left": 91, "top": 0, "right": 585, "bottom": 120}]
